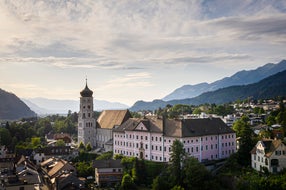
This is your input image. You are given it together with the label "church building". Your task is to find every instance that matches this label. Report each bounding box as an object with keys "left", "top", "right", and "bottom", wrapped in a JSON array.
[{"left": 78, "top": 81, "right": 132, "bottom": 151}]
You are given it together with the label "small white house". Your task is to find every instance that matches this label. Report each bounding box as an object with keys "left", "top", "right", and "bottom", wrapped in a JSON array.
[{"left": 251, "top": 139, "right": 286, "bottom": 173}]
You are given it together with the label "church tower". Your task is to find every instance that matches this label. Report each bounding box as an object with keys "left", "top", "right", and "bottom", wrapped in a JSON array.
[{"left": 78, "top": 80, "right": 96, "bottom": 147}]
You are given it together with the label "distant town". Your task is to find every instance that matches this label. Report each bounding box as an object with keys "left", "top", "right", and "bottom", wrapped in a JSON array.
[{"left": 0, "top": 80, "right": 286, "bottom": 190}]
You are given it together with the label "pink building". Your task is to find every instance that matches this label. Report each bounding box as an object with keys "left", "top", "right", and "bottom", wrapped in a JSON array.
[{"left": 113, "top": 117, "right": 236, "bottom": 162}]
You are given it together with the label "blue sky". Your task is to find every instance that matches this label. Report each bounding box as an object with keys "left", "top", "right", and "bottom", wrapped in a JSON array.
[{"left": 0, "top": 0, "right": 285, "bottom": 106}]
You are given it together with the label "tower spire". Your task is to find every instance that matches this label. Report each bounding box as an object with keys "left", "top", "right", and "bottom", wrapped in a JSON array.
[{"left": 80, "top": 77, "right": 93, "bottom": 97}]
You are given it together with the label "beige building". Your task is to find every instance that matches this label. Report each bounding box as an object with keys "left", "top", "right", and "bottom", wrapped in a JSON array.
[
  {"left": 96, "top": 110, "right": 131, "bottom": 151},
  {"left": 251, "top": 139, "right": 286, "bottom": 173},
  {"left": 93, "top": 159, "right": 123, "bottom": 187}
]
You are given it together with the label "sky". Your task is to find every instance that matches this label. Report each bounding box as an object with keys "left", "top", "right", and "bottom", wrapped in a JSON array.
[{"left": 0, "top": 0, "right": 286, "bottom": 106}]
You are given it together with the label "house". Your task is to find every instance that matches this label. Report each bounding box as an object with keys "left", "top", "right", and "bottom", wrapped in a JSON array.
[
  {"left": 96, "top": 110, "right": 132, "bottom": 151},
  {"left": 54, "top": 133, "right": 72, "bottom": 144},
  {"left": 0, "top": 175, "right": 38, "bottom": 190},
  {"left": 46, "top": 133, "right": 72, "bottom": 147},
  {"left": 251, "top": 139, "right": 286, "bottom": 173},
  {"left": 0, "top": 156, "right": 42, "bottom": 190},
  {"left": 113, "top": 117, "right": 236, "bottom": 162},
  {"left": 54, "top": 172, "right": 85, "bottom": 190},
  {"left": 15, "top": 155, "right": 37, "bottom": 173},
  {"left": 40, "top": 157, "right": 80, "bottom": 189},
  {"left": 93, "top": 159, "right": 123, "bottom": 187},
  {"left": 33, "top": 146, "right": 77, "bottom": 164}
]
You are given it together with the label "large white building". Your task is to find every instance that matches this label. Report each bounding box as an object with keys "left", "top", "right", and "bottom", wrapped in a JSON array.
[{"left": 113, "top": 117, "right": 236, "bottom": 162}]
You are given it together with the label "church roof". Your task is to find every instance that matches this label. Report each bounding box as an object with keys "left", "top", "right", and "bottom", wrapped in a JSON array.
[
  {"left": 97, "top": 110, "right": 132, "bottom": 129},
  {"left": 80, "top": 80, "right": 93, "bottom": 97}
]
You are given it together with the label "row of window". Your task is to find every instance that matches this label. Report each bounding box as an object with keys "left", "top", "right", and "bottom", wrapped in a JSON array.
[
  {"left": 275, "top": 150, "right": 286, "bottom": 156},
  {"left": 114, "top": 141, "right": 235, "bottom": 151},
  {"left": 114, "top": 134, "right": 235, "bottom": 144},
  {"left": 114, "top": 149, "right": 235, "bottom": 162},
  {"left": 254, "top": 155, "right": 269, "bottom": 165}
]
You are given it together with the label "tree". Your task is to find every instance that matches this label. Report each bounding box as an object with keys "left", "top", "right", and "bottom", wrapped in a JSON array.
[
  {"left": 31, "top": 137, "right": 41, "bottom": 148},
  {"left": 79, "top": 142, "right": 85, "bottom": 150},
  {"left": 152, "top": 169, "right": 174, "bottom": 190},
  {"left": 170, "top": 139, "right": 186, "bottom": 185},
  {"left": 171, "top": 185, "right": 185, "bottom": 190},
  {"left": 192, "top": 108, "right": 202, "bottom": 115},
  {"left": 86, "top": 143, "right": 92, "bottom": 151},
  {"left": 233, "top": 116, "right": 249, "bottom": 137},
  {"left": 114, "top": 154, "right": 124, "bottom": 159},
  {"left": 96, "top": 151, "right": 113, "bottom": 160},
  {"left": 236, "top": 118, "right": 254, "bottom": 166},
  {"left": 276, "top": 111, "right": 286, "bottom": 127},
  {"left": 120, "top": 174, "right": 136, "bottom": 190},
  {"left": 121, "top": 156, "right": 136, "bottom": 175},
  {"left": 182, "top": 157, "right": 212, "bottom": 190},
  {"left": 56, "top": 139, "right": 65, "bottom": 146},
  {"left": 259, "top": 130, "right": 271, "bottom": 139},
  {"left": 131, "top": 158, "right": 139, "bottom": 185},
  {"left": 0, "top": 128, "right": 11, "bottom": 147},
  {"left": 76, "top": 161, "right": 94, "bottom": 178},
  {"left": 266, "top": 115, "right": 276, "bottom": 126}
]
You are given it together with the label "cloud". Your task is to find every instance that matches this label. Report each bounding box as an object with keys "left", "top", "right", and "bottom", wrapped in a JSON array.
[
  {"left": 210, "top": 15, "right": 286, "bottom": 43},
  {"left": 0, "top": 0, "right": 286, "bottom": 105},
  {"left": 97, "top": 72, "right": 153, "bottom": 90}
]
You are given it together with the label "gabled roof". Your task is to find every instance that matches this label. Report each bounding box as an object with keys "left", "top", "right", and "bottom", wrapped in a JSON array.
[
  {"left": 113, "top": 117, "right": 163, "bottom": 133},
  {"left": 265, "top": 139, "right": 284, "bottom": 158},
  {"left": 40, "top": 157, "right": 55, "bottom": 167},
  {"left": 16, "top": 155, "right": 37, "bottom": 171},
  {"left": 114, "top": 117, "right": 234, "bottom": 137},
  {"left": 97, "top": 110, "right": 132, "bottom": 129},
  {"left": 251, "top": 139, "right": 285, "bottom": 158},
  {"left": 56, "top": 172, "right": 84, "bottom": 190},
  {"left": 48, "top": 159, "right": 68, "bottom": 178},
  {"left": 93, "top": 159, "right": 122, "bottom": 169}
]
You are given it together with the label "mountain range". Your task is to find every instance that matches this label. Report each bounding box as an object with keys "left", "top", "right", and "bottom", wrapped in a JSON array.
[
  {"left": 0, "top": 89, "right": 36, "bottom": 120},
  {"left": 163, "top": 60, "right": 286, "bottom": 101},
  {"left": 130, "top": 60, "right": 286, "bottom": 111},
  {"left": 22, "top": 98, "right": 129, "bottom": 115},
  {"left": 1, "top": 59, "right": 286, "bottom": 118}
]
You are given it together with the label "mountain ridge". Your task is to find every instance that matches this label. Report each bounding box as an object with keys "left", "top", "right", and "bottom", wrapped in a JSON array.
[
  {"left": 163, "top": 60, "right": 286, "bottom": 101},
  {"left": 130, "top": 69, "right": 286, "bottom": 111},
  {"left": 22, "top": 97, "right": 129, "bottom": 115},
  {"left": 0, "top": 88, "right": 36, "bottom": 120}
]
